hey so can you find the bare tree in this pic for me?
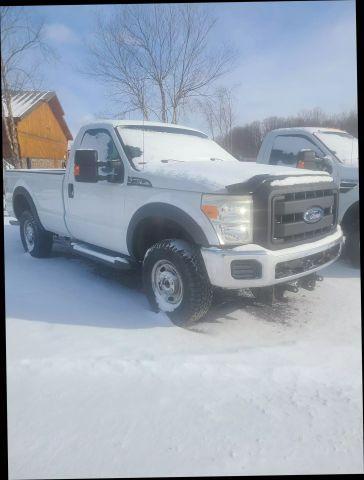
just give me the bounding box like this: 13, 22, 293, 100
84, 4, 236, 123
1, 6, 52, 167
224, 107, 358, 161
196, 86, 236, 152
197, 96, 218, 140
228, 121, 262, 160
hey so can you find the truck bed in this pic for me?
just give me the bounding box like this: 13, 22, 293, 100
6, 168, 65, 173
5, 168, 68, 236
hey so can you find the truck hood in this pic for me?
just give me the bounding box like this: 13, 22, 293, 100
133, 161, 332, 193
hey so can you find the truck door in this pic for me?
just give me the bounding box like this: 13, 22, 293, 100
64, 127, 127, 253
267, 135, 326, 168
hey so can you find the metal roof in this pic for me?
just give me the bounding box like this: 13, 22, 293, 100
2, 90, 73, 140
2, 91, 56, 118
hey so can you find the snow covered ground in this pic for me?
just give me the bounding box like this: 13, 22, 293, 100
4, 216, 363, 478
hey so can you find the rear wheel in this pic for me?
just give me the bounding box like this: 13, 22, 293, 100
142, 239, 213, 326
20, 210, 53, 258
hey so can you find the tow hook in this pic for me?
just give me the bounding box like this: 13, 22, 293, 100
252, 273, 324, 305
277, 273, 322, 298
298, 273, 323, 291
284, 282, 299, 293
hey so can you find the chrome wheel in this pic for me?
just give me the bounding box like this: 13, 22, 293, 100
23, 219, 35, 251
151, 259, 183, 309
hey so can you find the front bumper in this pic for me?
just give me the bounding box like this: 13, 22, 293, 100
201, 226, 343, 289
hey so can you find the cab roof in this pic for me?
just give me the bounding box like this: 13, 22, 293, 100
82, 119, 208, 137
271, 126, 348, 134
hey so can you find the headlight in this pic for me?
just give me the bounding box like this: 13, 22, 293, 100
201, 194, 253, 245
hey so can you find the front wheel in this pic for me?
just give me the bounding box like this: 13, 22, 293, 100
142, 239, 213, 326
20, 210, 53, 258
345, 229, 360, 268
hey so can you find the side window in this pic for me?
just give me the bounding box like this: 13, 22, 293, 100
269, 135, 324, 166
80, 129, 124, 181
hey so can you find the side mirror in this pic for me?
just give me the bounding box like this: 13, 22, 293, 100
74, 150, 98, 183
297, 149, 332, 173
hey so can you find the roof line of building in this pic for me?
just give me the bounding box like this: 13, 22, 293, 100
2, 90, 72, 140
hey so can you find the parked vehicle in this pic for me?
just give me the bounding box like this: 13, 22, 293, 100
256, 127, 359, 267
5, 120, 343, 325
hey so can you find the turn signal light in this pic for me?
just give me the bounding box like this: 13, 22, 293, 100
201, 204, 218, 220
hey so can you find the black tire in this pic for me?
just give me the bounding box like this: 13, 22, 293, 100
142, 239, 213, 326
19, 210, 53, 258
346, 229, 360, 268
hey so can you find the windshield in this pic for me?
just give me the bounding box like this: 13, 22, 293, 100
314, 131, 358, 166
116, 125, 237, 170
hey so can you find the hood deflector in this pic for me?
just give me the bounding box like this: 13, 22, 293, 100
226, 174, 333, 194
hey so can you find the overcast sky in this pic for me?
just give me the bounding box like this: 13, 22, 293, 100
26, 1, 357, 137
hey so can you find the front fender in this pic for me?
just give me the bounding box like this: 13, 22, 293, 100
339, 185, 359, 223
126, 202, 211, 255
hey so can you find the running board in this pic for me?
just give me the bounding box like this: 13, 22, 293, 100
70, 242, 133, 270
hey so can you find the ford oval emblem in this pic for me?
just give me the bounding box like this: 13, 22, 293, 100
303, 206, 324, 224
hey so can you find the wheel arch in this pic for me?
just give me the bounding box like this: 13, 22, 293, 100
341, 200, 360, 234
127, 202, 210, 261
13, 186, 46, 231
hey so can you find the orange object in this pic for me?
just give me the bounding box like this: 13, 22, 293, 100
201, 204, 218, 219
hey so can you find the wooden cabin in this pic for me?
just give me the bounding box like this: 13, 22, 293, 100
2, 91, 73, 168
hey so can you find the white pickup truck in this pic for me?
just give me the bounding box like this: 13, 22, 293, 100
5, 120, 343, 325
256, 127, 359, 266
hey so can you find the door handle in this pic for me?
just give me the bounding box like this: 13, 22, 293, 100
68, 183, 74, 198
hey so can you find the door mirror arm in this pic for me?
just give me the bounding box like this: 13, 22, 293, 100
318, 155, 333, 174
103, 160, 124, 183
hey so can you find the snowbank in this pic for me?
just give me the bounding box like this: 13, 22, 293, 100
4, 219, 363, 477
